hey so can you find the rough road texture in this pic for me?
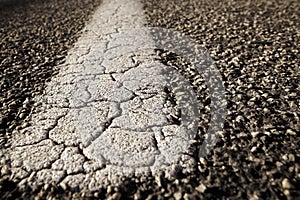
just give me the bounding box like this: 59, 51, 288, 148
0, 0, 101, 146
6, 0, 197, 186
0, 0, 299, 199
143, 0, 300, 199
1, 0, 201, 199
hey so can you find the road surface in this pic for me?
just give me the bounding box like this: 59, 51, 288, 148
0, 0, 299, 199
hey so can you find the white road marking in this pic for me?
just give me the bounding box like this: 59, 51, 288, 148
5, 0, 202, 189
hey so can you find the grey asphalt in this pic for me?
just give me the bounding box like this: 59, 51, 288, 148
0, 0, 299, 199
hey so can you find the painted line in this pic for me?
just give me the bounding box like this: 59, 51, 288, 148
4, 0, 203, 189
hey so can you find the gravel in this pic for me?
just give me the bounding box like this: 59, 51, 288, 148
142, 0, 300, 199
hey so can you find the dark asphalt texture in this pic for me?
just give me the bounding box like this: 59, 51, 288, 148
0, 0, 299, 199
143, 0, 300, 199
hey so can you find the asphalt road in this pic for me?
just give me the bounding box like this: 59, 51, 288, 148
0, 0, 299, 199
143, 0, 300, 199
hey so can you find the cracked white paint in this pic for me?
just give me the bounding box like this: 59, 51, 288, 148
5, 0, 200, 190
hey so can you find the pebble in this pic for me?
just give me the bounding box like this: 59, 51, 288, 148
9, 101, 17, 108
250, 146, 257, 152
251, 132, 260, 137
108, 192, 121, 200
286, 129, 296, 136
93, 192, 100, 198
288, 154, 295, 162
23, 98, 30, 105
282, 178, 293, 189
1, 165, 10, 175
27, 172, 36, 182
107, 185, 113, 194
59, 182, 68, 191
21, 122, 29, 129
174, 191, 182, 200
282, 154, 295, 162
196, 183, 206, 193
183, 193, 193, 200
134, 192, 141, 200
263, 108, 270, 113
155, 175, 162, 187
19, 112, 26, 119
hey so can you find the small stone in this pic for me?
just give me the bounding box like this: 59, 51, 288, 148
267, 98, 274, 103
145, 194, 154, 200
174, 192, 182, 200
251, 132, 260, 137
196, 183, 206, 193
283, 190, 290, 198
199, 157, 207, 165
264, 131, 271, 136
43, 184, 50, 191
1, 165, 9, 175
282, 154, 288, 161
236, 115, 244, 123
19, 112, 26, 119
250, 146, 257, 152
276, 161, 283, 168
21, 122, 29, 129
27, 172, 36, 182
286, 129, 296, 136
183, 193, 192, 200
23, 98, 30, 105
9, 101, 17, 108
288, 154, 295, 162
134, 192, 142, 200
282, 178, 293, 189
94, 192, 100, 198
249, 192, 260, 200
261, 93, 268, 98
155, 175, 162, 187
59, 182, 68, 191
263, 108, 270, 113
107, 185, 113, 194
108, 192, 121, 200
